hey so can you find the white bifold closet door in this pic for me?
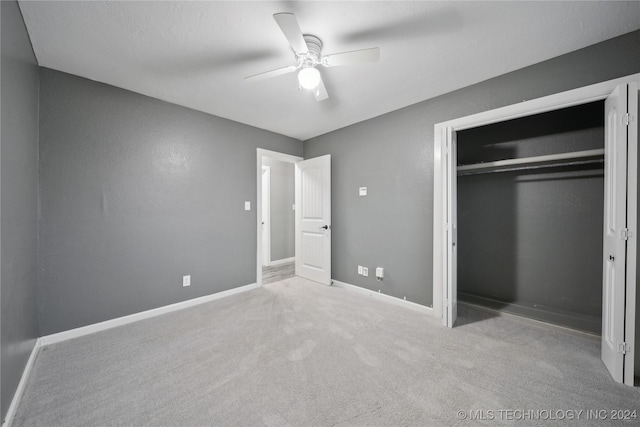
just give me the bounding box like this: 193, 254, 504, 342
446, 129, 458, 327
295, 155, 331, 285
601, 83, 635, 384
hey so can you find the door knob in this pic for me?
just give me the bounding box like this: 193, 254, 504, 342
609, 255, 615, 261
320, 225, 329, 230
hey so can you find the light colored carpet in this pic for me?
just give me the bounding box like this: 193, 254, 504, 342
14, 277, 640, 426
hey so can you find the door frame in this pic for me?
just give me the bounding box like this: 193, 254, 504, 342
261, 165, 271, 266
433, 73, 639, 385
257, 149, 303, 287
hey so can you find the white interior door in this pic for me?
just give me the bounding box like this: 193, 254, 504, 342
601, 83, 630, 383
295, 155, 331, 285
261, 166, 271, 266
445, 128, 458, 327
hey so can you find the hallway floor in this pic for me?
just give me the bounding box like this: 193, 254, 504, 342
262, 260, 294, 284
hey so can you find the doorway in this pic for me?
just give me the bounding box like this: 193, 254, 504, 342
256, 149, 333, 287
256, 149, 303, 286
433, 74, 639, 385
261, 159, 295, 284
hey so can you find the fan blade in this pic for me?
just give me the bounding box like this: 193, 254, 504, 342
273, 13, 308, 54
321, 47, 380, 67
314, 75, 329, 102
245, 65, 297, 82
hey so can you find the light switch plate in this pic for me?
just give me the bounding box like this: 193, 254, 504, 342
245, 201, 251, 211
359, 187, 367, 196
183, 275, 191, 287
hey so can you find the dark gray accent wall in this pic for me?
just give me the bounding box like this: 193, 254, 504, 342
262, 158, 294, 261
1, 0, 39, 420
38, 68, 301, 335
304, 30, 640, 308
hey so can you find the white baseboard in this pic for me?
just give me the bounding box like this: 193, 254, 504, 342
2, 338, 41, 427
332, 280, 435, 316
40, 282, 259, 346
267, 257, 294, 267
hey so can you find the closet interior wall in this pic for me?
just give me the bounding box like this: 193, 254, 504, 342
456, 101, 605, 334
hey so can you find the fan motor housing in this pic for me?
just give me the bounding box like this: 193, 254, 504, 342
303, 35, 322, 61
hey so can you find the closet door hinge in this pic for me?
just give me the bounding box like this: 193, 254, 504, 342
621, 228, 632, 240
622, 113, 633, 126
443, 299, 449, 308
618, 342, 631, 355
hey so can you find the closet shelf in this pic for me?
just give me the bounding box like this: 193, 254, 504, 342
457, 148, 604, 176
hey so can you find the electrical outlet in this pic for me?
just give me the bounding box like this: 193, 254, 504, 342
244, 201, 251, 211
362, 267, 368, 277
183, 275, 191, 287
358, 265, 363, 275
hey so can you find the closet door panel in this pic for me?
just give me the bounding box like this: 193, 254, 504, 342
446, 129, 458, 327
601, 83, 628, 383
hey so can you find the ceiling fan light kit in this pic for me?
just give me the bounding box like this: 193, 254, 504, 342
298, 67, 321, 90
245, 13, 380, 102
297, 34, 323, 90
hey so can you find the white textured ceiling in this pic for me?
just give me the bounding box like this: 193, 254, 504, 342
19, 1, 640, 140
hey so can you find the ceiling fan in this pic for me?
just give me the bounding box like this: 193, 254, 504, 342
245, 13, 380, 102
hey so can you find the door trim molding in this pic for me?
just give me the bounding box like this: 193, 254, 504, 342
257, 149, 303, 286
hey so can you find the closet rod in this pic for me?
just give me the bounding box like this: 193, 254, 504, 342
457, 148, 604, 176
457, 158, 604, 176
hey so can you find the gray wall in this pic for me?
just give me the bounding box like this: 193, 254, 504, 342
38, 69, 302, 335
1, 0, 40, 420
457, 102, 604, 333
263, 158, 294, 262
304, 30, 640, 309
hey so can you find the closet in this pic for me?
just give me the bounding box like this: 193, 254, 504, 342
433, 76, 638, 385
456, 102, 604, 334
